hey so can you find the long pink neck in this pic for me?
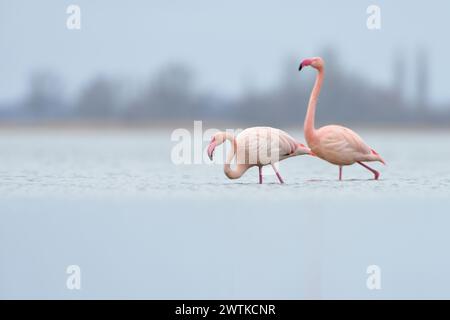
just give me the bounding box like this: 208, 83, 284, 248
224, 163, 248, 179
304, 67, 324, 144
221, 132, 248, 179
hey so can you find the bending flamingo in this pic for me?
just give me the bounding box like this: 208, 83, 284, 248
299, 57, 385, 180
207, 127, 312, 184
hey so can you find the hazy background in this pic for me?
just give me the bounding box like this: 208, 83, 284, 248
1, 0, 450, 126
1, 1, 450, 300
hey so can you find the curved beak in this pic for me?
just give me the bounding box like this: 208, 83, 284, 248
299, 59, 312, 71
207, 139, 217, 161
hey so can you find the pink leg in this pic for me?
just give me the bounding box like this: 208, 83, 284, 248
339, 166, 343, 181
357, 161, 380, 180
258, 166, 263, 184
271, 164, 284, 184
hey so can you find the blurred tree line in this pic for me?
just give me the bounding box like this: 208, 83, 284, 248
3, 49, 449, 126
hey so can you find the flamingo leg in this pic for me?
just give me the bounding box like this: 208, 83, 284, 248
339, 166, 343, 181
357, 161, 380, 180
271, 164, 285, 184
258, 166, 263, 184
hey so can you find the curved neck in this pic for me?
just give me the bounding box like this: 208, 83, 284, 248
224, 164, 247, 180
304, 67, 324, 142
222, 132, 247, 179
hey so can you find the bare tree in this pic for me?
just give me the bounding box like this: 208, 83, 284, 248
24, 71, 65, 116
76, 76, 121, 118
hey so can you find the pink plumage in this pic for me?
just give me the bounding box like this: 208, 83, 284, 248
300, 57, 385, 180
207, 127, 311, 184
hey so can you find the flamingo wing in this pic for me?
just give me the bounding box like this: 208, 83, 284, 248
316, 125, 372, 164
236, 127, 298, 165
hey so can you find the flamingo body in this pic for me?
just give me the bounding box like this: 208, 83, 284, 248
236, 127, 304, 165
308, 125, 383, 166
299, 57, 385, 180
207, 127, 311, 183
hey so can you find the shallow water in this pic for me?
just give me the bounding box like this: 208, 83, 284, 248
0, 129, 449, 299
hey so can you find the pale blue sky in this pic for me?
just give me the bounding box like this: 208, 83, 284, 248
1, 0, 449, 105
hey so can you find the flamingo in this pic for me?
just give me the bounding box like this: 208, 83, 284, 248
207, 127, 312, 184
299, 57, 385, 180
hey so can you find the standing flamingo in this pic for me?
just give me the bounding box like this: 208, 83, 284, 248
299, 57, 385, 180
207, 127, 312, 184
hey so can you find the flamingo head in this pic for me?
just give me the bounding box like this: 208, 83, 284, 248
299, 57, 324, 71
207, 133, 226, 161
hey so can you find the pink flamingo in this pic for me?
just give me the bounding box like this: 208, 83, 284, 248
299, 57, 385, 180
207, 127, 312, 184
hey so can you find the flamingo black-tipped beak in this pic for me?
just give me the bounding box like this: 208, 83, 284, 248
207, 140, 216, 161
299, 59, 313, 71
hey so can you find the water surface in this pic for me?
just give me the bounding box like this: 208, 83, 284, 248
0, 129, 449, 299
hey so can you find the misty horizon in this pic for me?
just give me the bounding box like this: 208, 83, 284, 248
2, 0, 450, 107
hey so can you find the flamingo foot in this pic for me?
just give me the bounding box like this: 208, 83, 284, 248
357, 161, 380, 180
258, 166, 263, 184
374, 170, 380, 180
339, 166, 343, 181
